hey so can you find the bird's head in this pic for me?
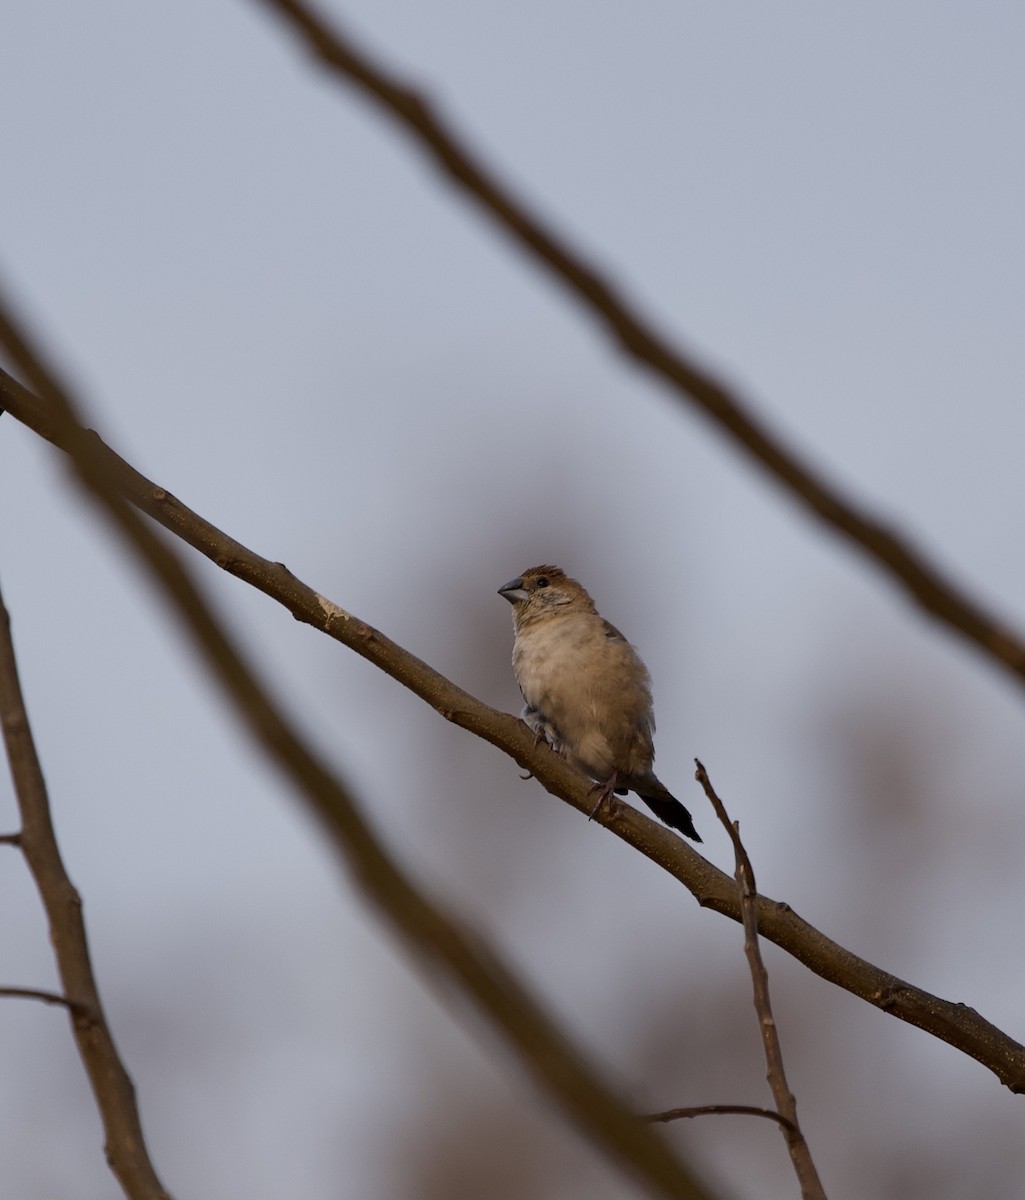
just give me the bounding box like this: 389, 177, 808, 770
497, 564, 596, 630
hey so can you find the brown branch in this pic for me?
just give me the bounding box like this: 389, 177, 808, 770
645, 1105, 797, 1136
242, 0, 1025, 692
0, 584, 174, 1200
0, 296, 714, 1200
2, 363, 1023, 1095
698, 761, 827, 1200
0, 985, 92, 1016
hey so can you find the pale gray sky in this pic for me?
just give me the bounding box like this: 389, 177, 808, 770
1, 4, 1023, 1198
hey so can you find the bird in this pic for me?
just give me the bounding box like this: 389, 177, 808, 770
498, 564, 701, 842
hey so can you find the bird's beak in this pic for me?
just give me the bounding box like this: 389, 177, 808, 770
498, 577, 528, 603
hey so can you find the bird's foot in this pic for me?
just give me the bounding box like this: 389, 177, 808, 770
587, 774, 620, 822
520, 723, 553, 780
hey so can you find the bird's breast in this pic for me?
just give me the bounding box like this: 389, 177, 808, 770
511, 614, 655, 778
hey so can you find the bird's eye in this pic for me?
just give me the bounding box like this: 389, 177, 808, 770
536, 577, 549, 588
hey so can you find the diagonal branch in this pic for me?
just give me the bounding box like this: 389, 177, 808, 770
0, 582, 174, 1200
247, 0, 1025, 691
0, 295, 714, 1200
2, 363, 1023, 1095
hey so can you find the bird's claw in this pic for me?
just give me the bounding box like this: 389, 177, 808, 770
587, 775, 619, 822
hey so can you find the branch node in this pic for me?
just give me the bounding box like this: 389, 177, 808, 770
874, 986, 901, 1011
314, 592, 351, 629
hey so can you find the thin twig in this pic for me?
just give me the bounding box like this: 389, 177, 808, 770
0, 288, 714, 1200
644, 1105, 797, 1136
0, 831, 21, 845
2, 364, 1023, 1094
697, 760, 827, 1200
0, 583, 174, 1200
248, 0, 1025, 691
0, 985, 92, 1016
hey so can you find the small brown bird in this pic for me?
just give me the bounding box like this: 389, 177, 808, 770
498, 564, 701, 842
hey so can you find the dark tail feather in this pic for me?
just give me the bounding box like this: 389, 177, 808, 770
638, 791, 702, 843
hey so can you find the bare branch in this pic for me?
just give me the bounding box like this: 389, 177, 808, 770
2, 364, 1023, 1094
645, 1106, 797, 1136
698, 761, 827, 1200
244, 0, 1025, 692
0, 583, 174, 1200
0, 986, 92, 1017
0, 292, 715, 1200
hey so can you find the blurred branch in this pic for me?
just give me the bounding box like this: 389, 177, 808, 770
645, 1105, 797, 1136
2, 364, 1023, 1096
0, 299, 714, 1200
0, 580, 174, 1200
248, 0, 1025, 693
697, 761, 827, 1200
